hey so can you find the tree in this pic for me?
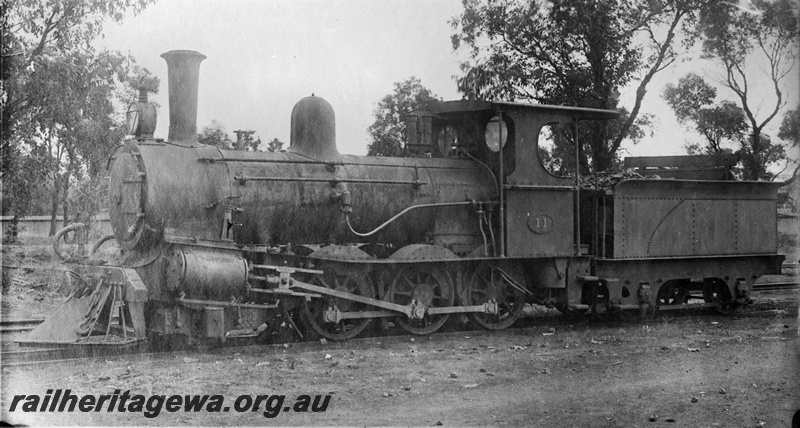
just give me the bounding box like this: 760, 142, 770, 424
233, 130, 262, 151
20, 49, 138, 235
1, 153, 48, 243
267, 138, 284, 152
2, 0, 155, 179
1, 0, 156, 238
198, 121, 234, 149
367, 77, 441, 157
199, 122, 270, 152
662, 73, 717, 122
663, 73, 747, 154
778, 109, 799, 147
698, 0, 799, 180
450, 0, 710, 172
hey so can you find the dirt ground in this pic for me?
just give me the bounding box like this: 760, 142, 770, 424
1, 245, 799, 427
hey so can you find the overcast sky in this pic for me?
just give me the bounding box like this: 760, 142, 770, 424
97, 0, 799, 166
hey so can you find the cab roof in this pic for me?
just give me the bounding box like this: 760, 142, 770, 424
431, 100, 620, 121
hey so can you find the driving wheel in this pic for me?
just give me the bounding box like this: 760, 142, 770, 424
385, 265, 454, 335
465, 263, 527, 330
301, 270, 375, 340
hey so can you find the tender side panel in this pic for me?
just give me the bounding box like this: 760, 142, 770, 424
612, 180, 780, 258
736, 200, 779, 254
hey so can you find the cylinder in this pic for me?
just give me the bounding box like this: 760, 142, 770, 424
161, 50, 206, 143
164, 246, 248, 298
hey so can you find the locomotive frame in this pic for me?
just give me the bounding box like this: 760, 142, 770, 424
22, 50, 784, 346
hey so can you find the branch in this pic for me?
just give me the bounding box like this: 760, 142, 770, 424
28, 8, 60, 60
771, 158, 795, 181
524, 35, 571, 91
500, 32, 536, 58
757, 65, 785, 131
724, 58, 759, 130
655, 56, 677, 73
608, 7, 685, 158
620, 4, 663, 39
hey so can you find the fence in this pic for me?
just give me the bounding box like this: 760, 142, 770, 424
1, 214, 113, 245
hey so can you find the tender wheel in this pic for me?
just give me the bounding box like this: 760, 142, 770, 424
656, 281, 690, 306
581, 281, 609, 313
702, 279, 736, 315
386, 265, 454, 335
300, 270, 375, 341
465, 263, 527, 330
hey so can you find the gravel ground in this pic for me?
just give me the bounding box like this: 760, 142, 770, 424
1, 300, 797, 427
2, 245, 799, 427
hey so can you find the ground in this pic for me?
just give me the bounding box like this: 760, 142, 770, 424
1, 244, 799, 427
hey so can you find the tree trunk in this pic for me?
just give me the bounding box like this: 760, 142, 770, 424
742, 128, 766, 181
5, 215, 20, 244
48, 175, 61, 236
62, 179, 69, 228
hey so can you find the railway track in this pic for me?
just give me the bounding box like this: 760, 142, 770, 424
2, 289, 796, 367
0, 319, 45, 334
751, 281, 800, 292
1, 341, 147, 366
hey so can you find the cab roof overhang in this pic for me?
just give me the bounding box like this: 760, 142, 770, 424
431, 100, 620, 122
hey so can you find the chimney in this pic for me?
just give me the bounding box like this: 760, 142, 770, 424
161, 50, 207, 143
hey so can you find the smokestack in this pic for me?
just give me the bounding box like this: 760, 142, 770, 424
161, 50, 206, 143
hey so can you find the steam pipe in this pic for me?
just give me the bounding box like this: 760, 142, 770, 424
344, 201, 496, 238
53, 223, 86, 261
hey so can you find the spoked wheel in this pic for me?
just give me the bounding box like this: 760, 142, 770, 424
386, 265, 454, 335
702, 279, 736, 315
465, 263, 527, 330
300, 270, 375, 341
656, 281, 690, 307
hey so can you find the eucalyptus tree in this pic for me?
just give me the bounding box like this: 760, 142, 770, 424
1, 0, 156, 238
450, 0, 711, 172
663, 73, 748, 154
367, 77, 441, 157
698, 0, 799, 180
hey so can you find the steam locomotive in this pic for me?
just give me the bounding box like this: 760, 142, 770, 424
24, 50, 784, 346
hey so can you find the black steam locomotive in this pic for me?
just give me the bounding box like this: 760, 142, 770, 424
24, 50, 784, 346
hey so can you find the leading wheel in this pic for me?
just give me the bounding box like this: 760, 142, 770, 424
465, 263, 527, 330
385, 265, 454, 335
702, 279, 736, 316
300, 270, 375, 341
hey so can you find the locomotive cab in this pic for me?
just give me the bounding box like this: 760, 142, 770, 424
406, 101, 619, 258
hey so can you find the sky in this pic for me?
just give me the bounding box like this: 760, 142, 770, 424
96, 0, 799, 170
